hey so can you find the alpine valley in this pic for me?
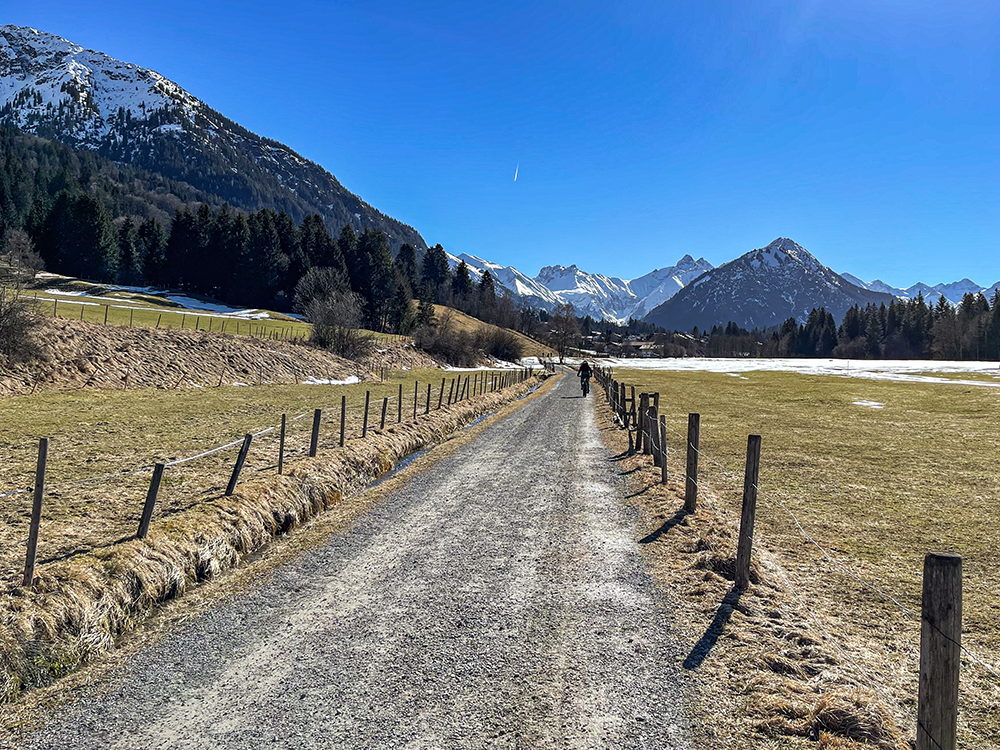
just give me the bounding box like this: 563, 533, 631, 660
2, 25, 996, 332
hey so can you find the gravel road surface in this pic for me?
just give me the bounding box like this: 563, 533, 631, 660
21, 374, 693, 749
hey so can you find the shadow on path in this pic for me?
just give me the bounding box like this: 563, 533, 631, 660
683, 587, 743, 670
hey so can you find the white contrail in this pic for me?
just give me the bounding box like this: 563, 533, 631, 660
514, 163, 518, 182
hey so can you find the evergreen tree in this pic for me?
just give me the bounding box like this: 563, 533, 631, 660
478, 269, 497, 320
452, 260, 473, 302
421, 244, 451, 303
37, 192, 118, 282
415, 290, 437, 329
137, 218, 167, 286
116, 218, 140, 285
396, 243, 419, 291
354, 228, 396, 330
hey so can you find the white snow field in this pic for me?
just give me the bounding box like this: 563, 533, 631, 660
606, 358, 1000, 388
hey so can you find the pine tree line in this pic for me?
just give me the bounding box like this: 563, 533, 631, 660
705, 292, 1000, 360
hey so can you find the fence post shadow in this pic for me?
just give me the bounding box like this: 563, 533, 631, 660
639, 507, 690, 544
683, 586, 743, 671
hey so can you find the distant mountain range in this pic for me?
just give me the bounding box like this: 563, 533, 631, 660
0, 25, 425, 250
446, 252, 714, 322
838, 274, 1000, 307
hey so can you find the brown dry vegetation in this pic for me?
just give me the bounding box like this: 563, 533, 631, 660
0, 316, 433, 398
423, 303, 554, 359
596, 369, 1000, 749
0, 370, 544, 705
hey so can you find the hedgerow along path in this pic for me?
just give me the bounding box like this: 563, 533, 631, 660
18, 371, 693, 750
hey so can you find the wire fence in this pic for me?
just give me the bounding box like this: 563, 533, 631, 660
3, 368, 533, 588
594, 365, 999, 748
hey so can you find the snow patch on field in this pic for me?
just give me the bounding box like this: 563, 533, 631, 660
607, 358, 1000, 388
301, 376, 361, 386
852, 399, 884, 409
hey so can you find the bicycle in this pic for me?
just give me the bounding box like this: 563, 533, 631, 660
581, 376, 590, 397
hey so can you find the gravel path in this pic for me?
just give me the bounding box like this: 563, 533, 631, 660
21, 374, 693, 749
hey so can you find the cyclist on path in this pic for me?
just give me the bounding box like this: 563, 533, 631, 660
578, 360, 592, 396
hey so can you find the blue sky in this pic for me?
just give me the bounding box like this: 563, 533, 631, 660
13, 1, 1000, 286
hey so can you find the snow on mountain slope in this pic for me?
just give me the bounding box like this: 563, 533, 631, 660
624, 255, 714, 320
843, 273, 997, 306
0, 25, 425, 249
645, 238, 894, 332
442, 251, 714, 322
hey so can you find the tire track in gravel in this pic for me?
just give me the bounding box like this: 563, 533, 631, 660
19, 374, 693, 750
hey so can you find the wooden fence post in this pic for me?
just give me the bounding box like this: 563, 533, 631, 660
438, 378, 445, 409
638, 394, 649, 454
685, 413, 700, 512
425, 383, 431, 414
659, 416, 668, 484
735, 434, 762, 590
340, 396, 347, 447
103, 305, 109, 325
650, 405, 661, 467
413, 381, 418, 420
225, 434, 253, 496
380, 397, 388, 430
398, 383, 403, 423
309, 409, 322, 457
22, 438, 48, 587
917, 552, 962, 750
136, 463, 165, 539
278, 414, 286, 475
448, 378, 455, 405
362, 391, 371, 438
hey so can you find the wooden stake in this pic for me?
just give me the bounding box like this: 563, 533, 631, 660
917, 552, 962, 750
438, 377, 445, 409
735, 434, 762, 590
425, 383, 431, 414
225, 434, 253, 496
362, 391, 371, 437
340, 396, 347, 447
398, 383, 403, 423
22, 438, 48, 587
659, 415, 668, 484
137, 463, 165, 539
685, 413, 700, 512
309, 409, 322, 457
278, 414, 286, 475
380, 397, 388, 430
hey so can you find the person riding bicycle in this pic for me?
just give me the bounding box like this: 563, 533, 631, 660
578, 360, 592, 396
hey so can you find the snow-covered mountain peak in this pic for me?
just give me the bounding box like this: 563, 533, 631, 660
747, 237, 823, 272
0, 24, 427, 248
0, 24, 202, 142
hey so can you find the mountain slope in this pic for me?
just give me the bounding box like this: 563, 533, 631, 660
645, 238, 894, 332
0, 25, 425, 249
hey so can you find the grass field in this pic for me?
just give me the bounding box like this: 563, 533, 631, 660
19, 276, 408, 345
0, 367, 506, 589
609, 366, 1000, 747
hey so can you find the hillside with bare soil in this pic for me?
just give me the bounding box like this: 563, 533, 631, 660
0, 317, 435, 398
